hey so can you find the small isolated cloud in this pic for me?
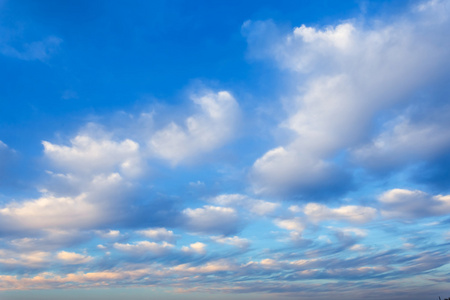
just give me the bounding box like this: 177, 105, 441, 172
211, 235, 250, 249
150, 90, 240, 165
114, 241, 174, 256
138, 227, 177, 243
211, 194, 279, 216
379, 188, 450, 219
182, 205, 239, 235
304, 203, 377, 224
181, 242, 207, 255
275, 217, 305, 233
56, 251, 93, 265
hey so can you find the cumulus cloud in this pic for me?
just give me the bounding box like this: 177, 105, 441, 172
0, 172, 135, 234
244, 0, 450, 197
150, 91, 240, 165
43, 134, 143, 178
379, 188, 450, 219
182, 205, 239, 235
303, 203, 377, 224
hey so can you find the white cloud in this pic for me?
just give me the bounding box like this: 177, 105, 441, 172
353, 111, 450, 170
0, 250, 50, 268
56, 251, 93, 265
150, 91, 240, 165
275, 217, 305, 233
114, 241, 174, 256
379, 188, 450, 219
138, 228, 177, 243
211, 235, 250, 249
303, 203, 377, 224
0, 172, 133, 233
211, 194, 279, 216
182, 205, 239, 235
43, 134, 143, 178
245, 1, 450, 196
181, 242, 207, 255
0, 193, 98, 231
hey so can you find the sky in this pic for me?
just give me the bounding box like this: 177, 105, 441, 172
0, 0, 450, 299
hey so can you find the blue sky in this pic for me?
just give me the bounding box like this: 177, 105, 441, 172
1, 0, 450, 299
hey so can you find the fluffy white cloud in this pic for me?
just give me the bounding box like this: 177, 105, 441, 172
150, 91, 240, 165
379, 188, 450, 219
303, 203, 377, 224
0, 193, 98, 231
182, 205, 239, 235
245, 0, 450, 196
56, 251, 93, 264
211, 194, 279, 216
43, 134, 143, 178
0, 172, 132, 233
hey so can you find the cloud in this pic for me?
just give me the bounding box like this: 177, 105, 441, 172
182, 205, 239, 235
275, 218, 306, 234
211, 235, 250, 249
0, 193, 98, 232
0, 141, 17, 186
137, 227, 177, 243
244, 0, 450, 197
211, 194, 279, 216
353, 105, 450, 171
181, 242, 207, 255
43, 134, 143, 178
0, 172, 139, 234
150, 91, 240, 165
56, 251, 93, 265
0, 250, 51, 269
303, 203, 377, 224
379, 188, 450, 219
114, 241, 174, 256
